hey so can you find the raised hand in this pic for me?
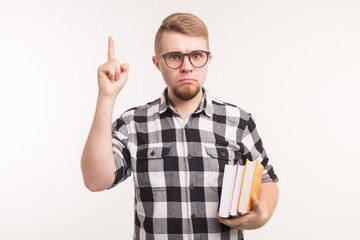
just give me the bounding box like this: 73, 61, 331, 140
97, 36, 129, 97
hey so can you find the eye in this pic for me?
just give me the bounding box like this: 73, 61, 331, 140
167, 52, 182, 60
191, 51, 204, 59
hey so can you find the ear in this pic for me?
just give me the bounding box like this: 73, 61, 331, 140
208, 53, 212, 64
152, 56, 161, 71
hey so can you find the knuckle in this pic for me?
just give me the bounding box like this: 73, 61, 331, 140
98, 63, 105, 70
109, 61, 117, 69
103, 62, 115, 73
98, 65, 106, 74
100, 62, 109, 69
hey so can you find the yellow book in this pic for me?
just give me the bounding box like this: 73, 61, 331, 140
237, 159, 264, 214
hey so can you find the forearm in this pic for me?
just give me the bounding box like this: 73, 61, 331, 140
258, 181, 279, 223
81, 95, 117, 191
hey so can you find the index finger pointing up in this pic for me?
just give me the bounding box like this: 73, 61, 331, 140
108, 36, 115, 60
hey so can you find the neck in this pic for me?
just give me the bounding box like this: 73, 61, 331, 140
167, 89, 204, 120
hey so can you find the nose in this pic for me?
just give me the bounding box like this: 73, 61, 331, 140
180, 55, 193, 72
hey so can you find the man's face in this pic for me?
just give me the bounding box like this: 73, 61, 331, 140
153, 32, 211, 102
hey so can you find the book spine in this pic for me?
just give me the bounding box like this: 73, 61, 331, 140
219, 165, 235, 218
237, 159, 250, 214
229, 163, 240, 216
230, 164, 245, 216
246, 160, 264, 212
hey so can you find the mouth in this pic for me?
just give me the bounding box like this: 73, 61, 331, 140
179, 78, 196, 84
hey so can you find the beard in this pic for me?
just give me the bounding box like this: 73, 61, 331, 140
171, 84, 201, 101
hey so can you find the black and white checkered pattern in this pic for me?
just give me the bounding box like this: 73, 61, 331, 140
110, 88, 278, 240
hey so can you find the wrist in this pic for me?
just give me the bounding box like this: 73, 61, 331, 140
97, 93, 116, 104
96, 94, 116, 114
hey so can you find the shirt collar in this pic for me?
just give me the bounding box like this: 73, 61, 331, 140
159, 87, 213, 118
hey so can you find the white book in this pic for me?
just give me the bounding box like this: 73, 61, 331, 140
229, 164, 245, 216
219, 165, 236, 218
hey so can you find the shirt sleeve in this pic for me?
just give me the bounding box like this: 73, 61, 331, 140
239, 113, 279, 183
108, 114, 132, 189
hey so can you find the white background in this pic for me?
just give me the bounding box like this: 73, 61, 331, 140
1, 0, 359, 239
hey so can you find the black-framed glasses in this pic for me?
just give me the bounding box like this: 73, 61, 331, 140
160, 50, 211, 69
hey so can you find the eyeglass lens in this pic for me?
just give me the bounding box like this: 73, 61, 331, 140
165, 51, 209, 69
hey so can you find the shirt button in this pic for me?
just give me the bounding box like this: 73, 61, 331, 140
187, 154, 192, 159
220, 151, 226, 157
191, 214, 196, 218
189, 184, 194, 190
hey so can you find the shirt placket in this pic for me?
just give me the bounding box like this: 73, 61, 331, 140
172, 114, 194, 240
184, 116, 201, 240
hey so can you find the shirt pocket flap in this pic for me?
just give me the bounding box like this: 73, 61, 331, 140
205, 146, 238, 161
137, 146, 171, 160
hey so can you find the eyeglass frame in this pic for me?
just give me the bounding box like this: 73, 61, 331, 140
158, 50, 211, 69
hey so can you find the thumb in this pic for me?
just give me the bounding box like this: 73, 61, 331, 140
251, 194, 260, 212
120, 63, 129, 72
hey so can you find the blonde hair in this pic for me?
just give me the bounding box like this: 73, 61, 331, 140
154, 13, 209, 55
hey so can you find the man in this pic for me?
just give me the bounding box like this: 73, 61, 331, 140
81, 13, 279, 240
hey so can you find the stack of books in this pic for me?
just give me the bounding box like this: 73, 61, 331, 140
218, 159, 264, 218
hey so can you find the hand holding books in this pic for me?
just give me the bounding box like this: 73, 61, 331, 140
217, 158, 270, 230
218, 159, 264, 218
217, 194, 269, 230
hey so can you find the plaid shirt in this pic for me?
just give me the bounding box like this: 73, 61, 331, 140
110, 88, 278, 240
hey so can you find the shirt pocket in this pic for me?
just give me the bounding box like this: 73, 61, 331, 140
135, 145, 172, 191
205, 146, 238, 190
